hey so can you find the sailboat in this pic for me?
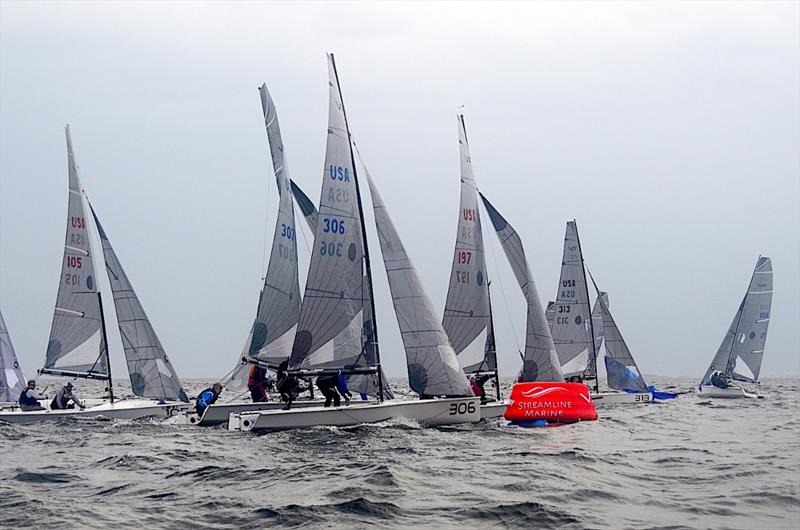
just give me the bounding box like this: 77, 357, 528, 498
479, 195, 597, 425
0, 309, 26, 406
545, 221, 652, 405
697, 256, 772, 399
441, 114, 505, 419
229, 54, 479, 432
0, 126, 190, 424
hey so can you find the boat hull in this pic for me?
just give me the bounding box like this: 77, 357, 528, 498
176, 399, 376, 427
0, 399, 188, 424
229, 397, 481, 432
696, 385, 760, 399
479, 401, 508, 419
590, 391, 652, 406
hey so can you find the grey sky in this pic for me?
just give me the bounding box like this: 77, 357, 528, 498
1, 1, 798, 381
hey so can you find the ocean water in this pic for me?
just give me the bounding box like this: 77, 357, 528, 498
1, 377, 798, 529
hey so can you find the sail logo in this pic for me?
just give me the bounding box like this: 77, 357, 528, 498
329, 165, 350, 182
569, 245, 577, 251
520, 386, 568, 399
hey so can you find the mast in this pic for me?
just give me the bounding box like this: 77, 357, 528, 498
574, 220, 599, 393
329, 53, 384, 402
96, 292, 114, 403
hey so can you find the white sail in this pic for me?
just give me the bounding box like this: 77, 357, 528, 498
0, 309, 26, 402
590, 291, 608, 376
43, 125, 108, 378
589, 278, 648, 393
442, 115, 494, 373
289, 55, 379, 392
550, 221, 595, 378
367, 171, 472, 397
90, 207, 188, 402
479, 193, 563, 382
701, 256, 773, 385
240, 83, 302, 366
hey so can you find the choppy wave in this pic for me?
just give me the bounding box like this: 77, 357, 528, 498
1, 377, 798, 529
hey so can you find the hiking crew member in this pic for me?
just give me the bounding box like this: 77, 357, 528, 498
276, 360, 300, 410
316, 374, 341, 408
51, 382, 84, 410
248, 364, 270, 403
18, 380, 47, 411
195, 382, 223, 415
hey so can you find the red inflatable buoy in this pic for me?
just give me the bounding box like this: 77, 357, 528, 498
504, 382, 598, 425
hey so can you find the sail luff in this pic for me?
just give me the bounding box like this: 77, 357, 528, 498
478, 193, 563, 382
442, 114, 493, 373
0, 309, 26, 402
42, 125, 108, 378
90, 206, 189, 402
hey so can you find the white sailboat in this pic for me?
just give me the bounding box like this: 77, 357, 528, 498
0, 126, 190, 424
0, 309, 26, 407
230, 54, 478, 431
697, 256, 772, 399
441, 115, 506, 419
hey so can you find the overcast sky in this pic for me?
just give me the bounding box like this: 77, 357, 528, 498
1, 1, 798, 382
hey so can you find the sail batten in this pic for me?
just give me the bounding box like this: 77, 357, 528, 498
43, 125, 108, 378
90, 207, 188, 403
479, 193, 563, 382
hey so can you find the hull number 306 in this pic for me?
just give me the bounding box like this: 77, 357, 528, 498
449, 402, 477, 415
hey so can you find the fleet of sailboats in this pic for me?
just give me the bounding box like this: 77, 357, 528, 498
0, 55, 780, 428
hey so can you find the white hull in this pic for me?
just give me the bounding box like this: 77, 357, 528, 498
175, 399, 376, 427
479, 400, 508, 419
0, 399, 188, 424
696, 385, 760, 399
229, 397, 481, 432
590, 391, 652, 406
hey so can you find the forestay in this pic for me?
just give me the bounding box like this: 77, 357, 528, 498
0, 309, 26, 402
43, 125, 108, 378
289, 55, 377, 385
550, 221, 595, 378
91, 208, 189, 402
478, 193, 563, 382
367, 172, 472, 397
590, 280, 648, 393
701, 256, 773, 385
442, 115, 494, 373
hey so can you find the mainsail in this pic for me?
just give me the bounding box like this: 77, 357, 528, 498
239, 83, 302, 366
42, 125, 108, 379
549, 221, 596, 378
90, 207, 189, 403
589, 278, 648, 393
288, 54, 381, 396
366, 171, 472, 397
478, 193, 563, 382
701, 256, 773, 385
442, 115, 495, 373
0, 309, 26, 402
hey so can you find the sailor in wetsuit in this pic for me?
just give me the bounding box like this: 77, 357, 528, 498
18, 380, 47, 411
51, 382, 84, 410
276, 361, 300, 410
195, 382, 223, 415
316, 374, 341, 408
248, 364, 271, 403
710, 371, 730, 389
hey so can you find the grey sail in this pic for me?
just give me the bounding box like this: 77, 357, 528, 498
0, 309, 26, 402
43, 125, 108, 378
479, 193, 563, 382
90, 207, 188, 402
590, 278, 648, 393
367, 171, 472, 397
289, 55, 380, 396
442, 115, 494, 373
550, 221, 595, 378
290, 178, 393, 399
701, 256, 773, 385
590, 292, 608, 375
240, 83, 302, 366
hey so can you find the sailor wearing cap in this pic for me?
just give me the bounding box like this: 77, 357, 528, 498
51, 382, 84, 410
